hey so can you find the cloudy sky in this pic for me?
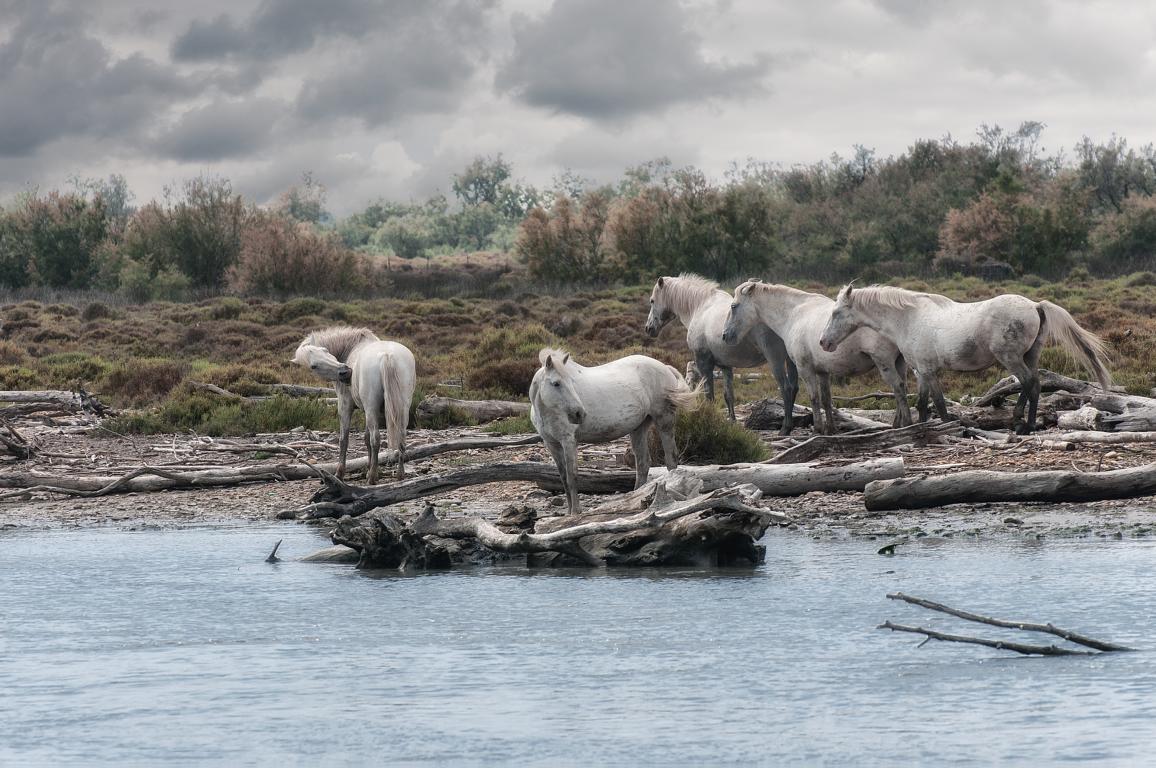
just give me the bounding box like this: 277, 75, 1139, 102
1, 0, 1154, 215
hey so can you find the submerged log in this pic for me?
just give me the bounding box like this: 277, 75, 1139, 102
417, 396, 530, 423
864, 462, 1156, 511
324, 476, 786, 569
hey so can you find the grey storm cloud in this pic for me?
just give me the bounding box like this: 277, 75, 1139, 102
498, 0, 772, 120
170, 0, 414, 62
154, 99, 279, 161
294, 1, 492, 126
0, 3, 195, 156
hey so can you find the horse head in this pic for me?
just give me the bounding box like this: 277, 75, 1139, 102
645, 276, 677, 337
533, 351, 585, 426
292, 343, 353, 384
819, 282, 860, 352
721, 278, 762, 345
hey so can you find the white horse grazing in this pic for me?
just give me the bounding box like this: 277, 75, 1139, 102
646, 274, 799, 432
292, 327, 416, 484
722, 280, 911, 434
819, 284, 1112, 433
530, 348, 698, 514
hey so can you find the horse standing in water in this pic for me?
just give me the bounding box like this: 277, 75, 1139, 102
819, 284, 1112, 433
293, 327, 416, 484
530, 348, 698, 515
722, 280, 911, 434
646, 274, 799, 432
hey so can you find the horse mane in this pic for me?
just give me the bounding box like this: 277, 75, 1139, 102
745, 282, 814, 301
538, 347, 572, 368
850, 285, 953, 311
301, 326, 379, 361
660, 273, 723, 316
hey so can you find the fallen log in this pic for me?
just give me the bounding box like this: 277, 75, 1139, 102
324, 476, 784, 569
0, 434, 543, 498
973, 370, 1119, 407
0, 418, 33, 459
264, 383, 334, 397
0, 388, 110, 416
864, 462, 1156, 511
1047, 430, 1156, 445
744, 398, 887, 432
417, 396, 530, 423
1090, 393, 1156, 432
768, 422, 961, 464
649, 457, 905, 495
1056, 405, 1106, 431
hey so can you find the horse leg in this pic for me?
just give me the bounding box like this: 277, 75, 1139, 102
543, 436, 570, 503
721, 367, 736, 421
336, 392, 353, 479
695, 352, 715, 402
819, 373, 837, 434
876, 354, 911, 427
802, 369, 828, 434
652, 409, 679, 470
915, 370, 932, 423
779, 357, 800, 436
629, 420, 653, 489
561, 437, 581, 514
1021, 325, 1047, 433
364, 409, 381, 485
931, 378, 953, 421
1004, 359, 1040, 434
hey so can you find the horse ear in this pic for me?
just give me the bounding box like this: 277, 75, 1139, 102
842, 282, 854, 299
739, 282, 754, 296
656, 277, 665, 288
562, 353, 570, 366
747, 277, 762, 284
545, 355, 555, 370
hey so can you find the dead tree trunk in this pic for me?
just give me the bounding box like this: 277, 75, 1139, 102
1056, 405, 1105, 431
649, 457, 905, 494
864, 462, 1156, 511
973, 370, 1118, 407
417, 396, 529, 423
324, 477, 785, 569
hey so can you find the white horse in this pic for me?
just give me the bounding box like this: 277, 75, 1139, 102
292, 327, 416, 484
819, 284, 1112, 433
646, 274, 799, 432
529, 348, 698, 514
722, 280, 911, 434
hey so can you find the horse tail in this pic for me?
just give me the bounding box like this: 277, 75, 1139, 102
1038, 301, 1113, 389
664, 364, 702, 411
380, 352, 410, 458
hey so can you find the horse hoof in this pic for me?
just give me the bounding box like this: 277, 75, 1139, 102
1014, 423, 1031, 435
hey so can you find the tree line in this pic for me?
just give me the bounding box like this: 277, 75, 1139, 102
2, 123, 1155, 300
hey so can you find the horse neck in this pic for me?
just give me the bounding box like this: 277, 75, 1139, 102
666, 281, 722, 325
852, 294, 923, 341
752, 288, 821, 334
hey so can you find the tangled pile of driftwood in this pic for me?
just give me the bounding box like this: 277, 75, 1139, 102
4, 371, 1156, 569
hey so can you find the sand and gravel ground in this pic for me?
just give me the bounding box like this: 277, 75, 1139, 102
5, 416, 1156, 544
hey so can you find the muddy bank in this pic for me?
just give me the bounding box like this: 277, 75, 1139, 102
4, 422, 1156, 540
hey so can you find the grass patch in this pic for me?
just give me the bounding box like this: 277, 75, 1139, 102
482, 413, 535, 435
103, 393, 339, 436
652, 400, 769, 464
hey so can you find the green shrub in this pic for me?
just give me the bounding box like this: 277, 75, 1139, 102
650, 400, 769, 464
82, 302, 115, 321
101, 359, 189, 406
39, 352, 111, 386
210, 297, 248, 320
103, 393, 339, 435
269, 297, 328, 323
417, 404, 477, 430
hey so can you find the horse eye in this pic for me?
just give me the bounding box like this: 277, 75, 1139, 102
310, 364, 318, 369
552, 381, 560, 387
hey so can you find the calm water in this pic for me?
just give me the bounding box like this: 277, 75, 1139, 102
2, 524, 1155, 766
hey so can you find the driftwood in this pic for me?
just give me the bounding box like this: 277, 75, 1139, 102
973, 370, 1116, 407
1056, 405, 1105, 431
864, 462, 1156, 511
0, 418, 33, 459
0, 434, 543, 498
769, 422, 961, 464
187, 380, 338, 404
744, 399, 813, 430
417, 396, 529, 423
282, 456, 907, 521
1088, 392, 1156, 432
0, 388, 110, 417
879, 592, 1133, 656
650, 457, 905, 495
323, 475, 786, 569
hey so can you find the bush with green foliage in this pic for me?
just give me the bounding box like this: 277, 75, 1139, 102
650, 400, 769, 464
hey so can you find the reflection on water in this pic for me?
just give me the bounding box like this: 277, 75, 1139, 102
2, 524, 1156, 765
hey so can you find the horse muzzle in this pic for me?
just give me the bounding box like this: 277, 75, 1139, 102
644, 323, 658, 338
819, 338, 836, 353
569, 409, 586, 425
721, 328, 736, 345
338, 367, 353, 384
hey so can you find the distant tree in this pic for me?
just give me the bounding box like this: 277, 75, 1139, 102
275, 172, 330, 225
164, 176, 248, 288
453, 155, 513, 208
3, 192, 109, 288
